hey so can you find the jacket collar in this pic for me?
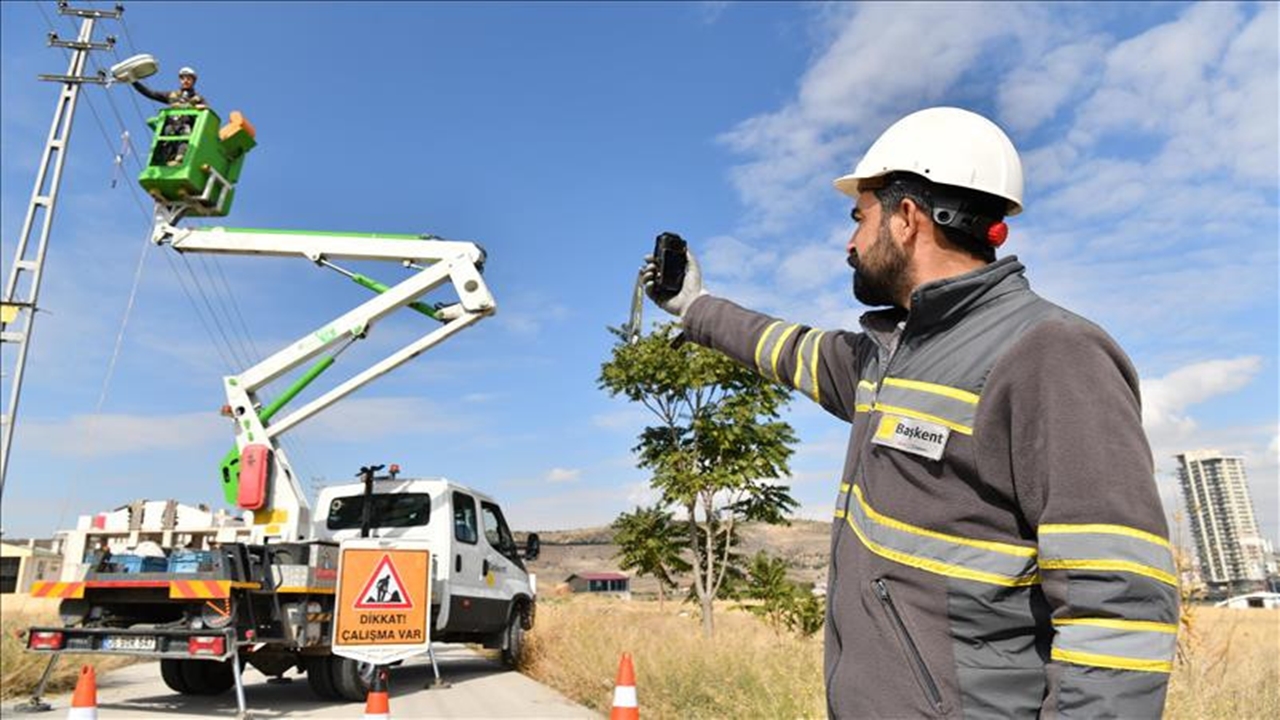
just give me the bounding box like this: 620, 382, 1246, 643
860, 256, 1028, 340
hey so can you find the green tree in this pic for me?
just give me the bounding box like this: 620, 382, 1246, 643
600, 323, 798, 637
739, 551, 795, 633
739, 551, 826, 638
612, 505, 691, 611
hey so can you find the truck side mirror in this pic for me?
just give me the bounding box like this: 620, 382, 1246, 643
524, 533, 540, 562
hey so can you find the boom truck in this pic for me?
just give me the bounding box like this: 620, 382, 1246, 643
19, 68, 539, 716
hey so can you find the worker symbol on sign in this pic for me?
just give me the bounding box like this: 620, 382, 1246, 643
353, 555, 413, 610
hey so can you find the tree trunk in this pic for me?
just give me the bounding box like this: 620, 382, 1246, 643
657, 581, 665, 612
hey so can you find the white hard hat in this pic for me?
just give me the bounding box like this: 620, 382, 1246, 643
833, 107, 1024, 216
178, 66, 197, 77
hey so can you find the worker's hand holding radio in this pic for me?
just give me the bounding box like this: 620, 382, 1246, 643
642, 232, 706, 318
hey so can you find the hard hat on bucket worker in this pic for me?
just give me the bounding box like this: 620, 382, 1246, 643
179, 66, 197, 78
833, 106, 1024, 216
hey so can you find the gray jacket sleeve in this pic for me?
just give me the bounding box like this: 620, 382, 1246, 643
979, 318, 1177, 719
683, 295, 866, 422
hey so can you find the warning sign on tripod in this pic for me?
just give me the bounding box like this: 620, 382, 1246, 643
333, 539, 432, 664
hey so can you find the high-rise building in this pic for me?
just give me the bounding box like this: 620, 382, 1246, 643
1176, 450, 1269, 591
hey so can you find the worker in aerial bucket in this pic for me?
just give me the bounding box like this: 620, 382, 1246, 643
644, 106, 1177, 718
131, 65, 208, 110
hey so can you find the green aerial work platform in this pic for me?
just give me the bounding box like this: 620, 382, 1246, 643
139, 107, 257, 217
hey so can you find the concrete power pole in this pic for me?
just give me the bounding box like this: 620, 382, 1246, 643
0, 2, 122, 505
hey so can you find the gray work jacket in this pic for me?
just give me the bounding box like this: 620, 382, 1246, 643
684, 257, 1177, 719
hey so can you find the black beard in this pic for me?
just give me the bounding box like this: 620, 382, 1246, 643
848, 231, 909, 308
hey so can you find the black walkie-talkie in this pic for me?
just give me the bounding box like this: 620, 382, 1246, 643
652, 232, 688, 301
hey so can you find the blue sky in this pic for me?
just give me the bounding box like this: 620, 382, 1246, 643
2, 2, 1277, 553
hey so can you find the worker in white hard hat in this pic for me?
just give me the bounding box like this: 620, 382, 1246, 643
131, 65, 208, 110
644, 106, 1175, 718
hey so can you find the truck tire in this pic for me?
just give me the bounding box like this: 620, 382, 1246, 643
179, 658, 236, 695
331, 656, 376, 702
501, 607, 526, 669
160, 659, 192, 694
304, 655, 341, 700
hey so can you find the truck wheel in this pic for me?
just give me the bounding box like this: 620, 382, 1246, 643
501, 609, 525, 668
331, 656, 376, 702
304, 655, 341, 700
160, 659, 192, 694
180, 658, 236, 695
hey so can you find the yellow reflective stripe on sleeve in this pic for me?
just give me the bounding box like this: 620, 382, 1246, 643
858, 380, 877, 392
854, 486, 1035, 557
872, 402, 973, 435
753, 321, 783, 375
882, 377, 980, 405
839, 483, 850, 493
1051, 648, 1173, 674
1039, 558, 1177, 587
854, 404, 873, 413
1053, 618, 1178, 634
834, 508, 847, 519
810, 331, 824, 402
769, 324, 800, 382
1039, 523, 1172, 550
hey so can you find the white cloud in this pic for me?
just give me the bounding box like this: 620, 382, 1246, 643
717, 2, 1039, 233
1141, 356, 1262, 444
545, 467, 581, 483
997, 38, 1109, 134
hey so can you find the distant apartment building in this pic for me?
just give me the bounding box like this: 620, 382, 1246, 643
1176, 450, 1270, 591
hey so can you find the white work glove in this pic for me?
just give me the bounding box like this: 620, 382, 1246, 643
641, 246, 707, 318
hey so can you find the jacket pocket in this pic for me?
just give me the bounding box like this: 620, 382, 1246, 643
874, 578, 946, 714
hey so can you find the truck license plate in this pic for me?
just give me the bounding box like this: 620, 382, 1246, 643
104, 635, 156, 651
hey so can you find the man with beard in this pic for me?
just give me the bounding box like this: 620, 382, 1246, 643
643, 107, 1176, 718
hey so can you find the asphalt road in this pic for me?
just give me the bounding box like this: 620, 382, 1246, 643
3, 645, 599, 719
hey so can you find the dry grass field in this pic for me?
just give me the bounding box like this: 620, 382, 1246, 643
524, 596, 1278, 720
3, 591, 1273, 717
0, 596, 138, 702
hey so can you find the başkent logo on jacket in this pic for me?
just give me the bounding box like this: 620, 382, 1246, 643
872, 414, 950, 461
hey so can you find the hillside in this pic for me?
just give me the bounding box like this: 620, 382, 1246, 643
517, 519, 832, 595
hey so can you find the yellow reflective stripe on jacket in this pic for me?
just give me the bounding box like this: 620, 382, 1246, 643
1053, 618, 1177, 634
1039, 559, 1177, 587
768, 324, 800, 382
792, 330, 824, 403
1039, 524, 1177, 587
854, 380, 876, 414
1051, 648, 1173, 674
1053, 617, 1179, 670
845, 485, 1039, 587
753, 321, 784, 375
1040, 523, 1172, 550
872, 402, 973, 435
875, 376, 980, 435
882, 377, 980, 405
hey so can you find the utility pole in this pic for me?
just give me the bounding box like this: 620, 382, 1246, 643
0, 2, 121, 505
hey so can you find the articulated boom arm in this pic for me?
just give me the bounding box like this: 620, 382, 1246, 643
152, 222, 496, 542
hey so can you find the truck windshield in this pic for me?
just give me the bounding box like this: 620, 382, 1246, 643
326, 493, 432, 530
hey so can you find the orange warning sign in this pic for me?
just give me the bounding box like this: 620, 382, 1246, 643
333, 543, 430, 654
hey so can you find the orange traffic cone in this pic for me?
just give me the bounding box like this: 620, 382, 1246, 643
362, 667, 390, 720
610, 652, 638, 720
67, 665, 97, 719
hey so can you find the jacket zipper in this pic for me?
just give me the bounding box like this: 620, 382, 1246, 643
874, 578, 945, 713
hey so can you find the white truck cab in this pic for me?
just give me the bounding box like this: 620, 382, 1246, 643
314, 477, 538, 666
